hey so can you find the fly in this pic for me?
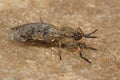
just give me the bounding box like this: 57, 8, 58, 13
10, 19, 97, 63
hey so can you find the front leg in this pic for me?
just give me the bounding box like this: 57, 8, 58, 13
78, 42, 97, 50
78, 46, 91, 63
78, 42, 97, 63
62, 42, 96, 63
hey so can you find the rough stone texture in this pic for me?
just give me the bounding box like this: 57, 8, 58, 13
0, 0, 120, 80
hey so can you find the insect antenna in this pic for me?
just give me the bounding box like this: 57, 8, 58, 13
84, 29, 98, 38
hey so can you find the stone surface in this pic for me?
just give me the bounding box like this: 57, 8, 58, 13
0, 0, 120, 80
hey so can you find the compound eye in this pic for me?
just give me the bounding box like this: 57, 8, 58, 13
73, 32, 82, 40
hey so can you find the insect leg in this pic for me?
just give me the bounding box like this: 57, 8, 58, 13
79, 52, 91, 63
39, 17, 44, 23
58, 41, 62, 60
79, 42, 97, 50
78, 45, 91, 63
85, 46, 97, 50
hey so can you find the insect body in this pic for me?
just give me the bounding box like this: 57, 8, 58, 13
10, 23, 62, 42
10, 20, 97, 63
